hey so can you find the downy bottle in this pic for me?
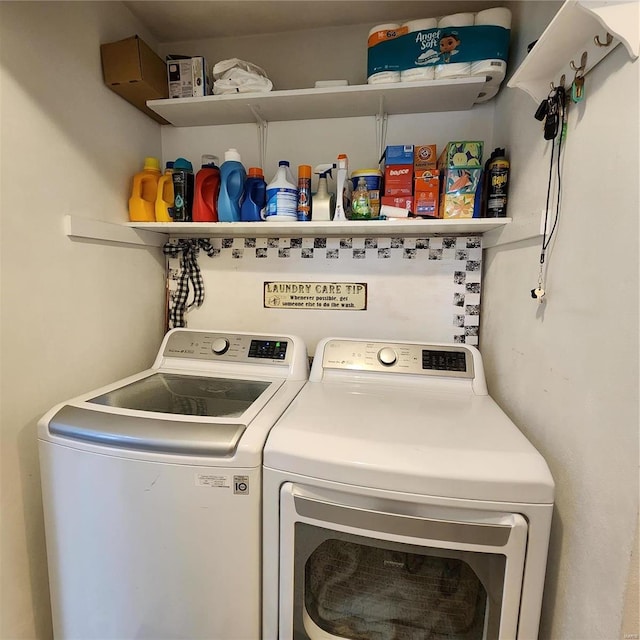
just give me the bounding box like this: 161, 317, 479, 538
218, 148, 246, 222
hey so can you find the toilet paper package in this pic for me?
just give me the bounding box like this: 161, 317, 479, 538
367, 10, 510, 84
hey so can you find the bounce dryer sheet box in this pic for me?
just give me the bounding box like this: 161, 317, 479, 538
383, 164, 413, 196
438, 141, 484, 169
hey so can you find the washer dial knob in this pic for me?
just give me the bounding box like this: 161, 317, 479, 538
377, 347, 397, 366
211, 338, 230, 355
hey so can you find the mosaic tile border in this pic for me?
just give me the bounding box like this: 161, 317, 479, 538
166, 236, 482, 345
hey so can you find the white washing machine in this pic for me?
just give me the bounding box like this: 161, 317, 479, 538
38, 328, 308, 640
263, 337, 555, 640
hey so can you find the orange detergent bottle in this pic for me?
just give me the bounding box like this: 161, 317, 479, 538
128, 157, 161, 222
155, 161, 175, 222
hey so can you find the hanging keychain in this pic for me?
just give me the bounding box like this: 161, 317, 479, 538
531, 81, 568, 304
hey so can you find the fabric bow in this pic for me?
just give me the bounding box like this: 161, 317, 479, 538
163, 239, 215, 328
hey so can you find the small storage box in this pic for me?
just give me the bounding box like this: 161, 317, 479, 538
100, 35, 169, 124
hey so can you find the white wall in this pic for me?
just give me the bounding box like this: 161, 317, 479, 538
0, 3, 166, 637
484, 2, 639, 639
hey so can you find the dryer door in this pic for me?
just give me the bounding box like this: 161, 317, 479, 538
278, 483, 527, 640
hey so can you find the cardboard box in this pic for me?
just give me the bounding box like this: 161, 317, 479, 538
381, 196, 413, 212
384, 164, 413, 196
414, 170, 440, 217
100, 35, 169, 124
443, 168, 482, 194
167, 56, 208, 98
414, 145, 437, 171
438, 141, 484, 169
384, 145, 414, 165
440, 193, 478, 218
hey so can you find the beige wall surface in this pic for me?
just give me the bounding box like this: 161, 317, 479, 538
484, 2, 639, 639
0, 2, 166, 637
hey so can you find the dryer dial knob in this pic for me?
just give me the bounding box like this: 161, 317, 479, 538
377, 347, 397, 366
211, 338, 230, 355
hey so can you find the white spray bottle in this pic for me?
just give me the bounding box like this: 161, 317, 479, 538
333, 154, 349, 221
312, 164, 335, 221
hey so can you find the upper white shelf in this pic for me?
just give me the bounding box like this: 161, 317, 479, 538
508, 0, 639, 104
147, 77, 487, 127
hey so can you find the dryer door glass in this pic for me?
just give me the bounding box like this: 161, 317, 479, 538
297, 526, 500, 640
88, 373, 271, 417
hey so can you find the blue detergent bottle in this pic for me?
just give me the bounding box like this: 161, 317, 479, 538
240, 167, 267, 222
217, 148, 246, 222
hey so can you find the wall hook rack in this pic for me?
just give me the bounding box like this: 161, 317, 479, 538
594, 32, 614, 48
508, 0, 639, 105
569, 51, 588, 72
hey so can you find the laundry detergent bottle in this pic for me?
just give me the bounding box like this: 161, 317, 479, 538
218, 148, 246, 222
129, 156, 161, 222
240, 167, 267, 222
192, 155, 220, 222
170, 158, 194, 222
155, 161, 174, 222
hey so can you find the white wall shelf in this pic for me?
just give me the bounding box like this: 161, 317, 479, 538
125, 218, 511, 239
147, 77, 488, 127
63, 216, 512, 246
508, 0, 639, 104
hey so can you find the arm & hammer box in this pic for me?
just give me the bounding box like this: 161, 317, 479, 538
100, 35, 169, 124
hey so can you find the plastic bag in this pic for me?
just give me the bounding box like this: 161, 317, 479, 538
212, 58, 273, 95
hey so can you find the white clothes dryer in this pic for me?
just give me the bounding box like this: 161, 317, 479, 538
263, 337, 554, 640
39, 329, 308, 640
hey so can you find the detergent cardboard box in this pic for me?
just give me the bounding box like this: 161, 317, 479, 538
384, 145, 415, 165
413, 170, 440, 217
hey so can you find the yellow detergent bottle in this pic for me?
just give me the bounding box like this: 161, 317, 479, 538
128, 157, 161, 222
155, 161, 175, 222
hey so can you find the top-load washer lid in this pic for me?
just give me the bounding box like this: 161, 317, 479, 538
49, 373, 277, 457
42, 330, 310, 458
263, 338, 555, 504
87, 373, 270, 417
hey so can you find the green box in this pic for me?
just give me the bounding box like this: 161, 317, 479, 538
437, 141, 484, 169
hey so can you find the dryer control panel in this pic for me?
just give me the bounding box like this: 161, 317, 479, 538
321, 340, 474, 379
163, 331, 290, 364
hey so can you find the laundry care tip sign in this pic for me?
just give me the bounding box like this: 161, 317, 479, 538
264, 282, 367, 310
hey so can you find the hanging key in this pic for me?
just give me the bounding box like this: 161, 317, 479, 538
571, 73, 585, 103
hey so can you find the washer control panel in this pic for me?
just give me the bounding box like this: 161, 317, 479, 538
321, 340, 474, 378
163, 331, 290, 364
